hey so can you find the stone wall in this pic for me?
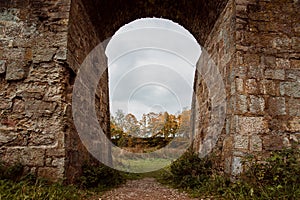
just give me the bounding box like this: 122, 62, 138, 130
192, 0, 236, 170
0, 0, 71, 181
0, 0, 111, 182
66, 0, 111, 183
227, 0, 300, 175
193, 0, 299, 175
0, 0, 298, 182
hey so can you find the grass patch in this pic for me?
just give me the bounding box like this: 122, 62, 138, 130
0, 162, 125, 200
122, 168, 167, 180
117, 158, 171, 173
0, 179, 93, 200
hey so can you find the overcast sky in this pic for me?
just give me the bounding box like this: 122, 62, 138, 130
105, 18, 201, 120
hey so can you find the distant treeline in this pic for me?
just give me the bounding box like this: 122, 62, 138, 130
110, 109, 191, 139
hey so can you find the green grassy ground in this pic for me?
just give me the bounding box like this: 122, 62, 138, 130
116, 158, 171, 173
0, 179, 96, 200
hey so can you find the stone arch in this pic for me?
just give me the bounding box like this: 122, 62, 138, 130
1, 0, 297, 183
66, 0, 233, 181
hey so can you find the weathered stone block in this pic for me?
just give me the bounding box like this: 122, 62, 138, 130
45, 158, 52, 166
291, 37, 300, 50
54, 49, 67, 60
268, 117, 288, 132
33, 48, 57, 63
250, 95, 265, 114
3, 148, 45, 167
28, 132, 56, 146
236, 94, 248, 113
236, 78, 244, 92
224, 157, 231, 174
24, 48, 33, 61
267, 97, 286, 116
25, 64, 64, 84
25, 100, 57, 118
12, 98, 25, 113
261, 79, 277, 96
265, 69, 285, 80
17, 91, 43, 100
52, 157, 64, 167
288, 98, 300, 116
0, 99, 12, 110
290, 59, 300, 69
245, 79, 259, 94
38, 167, 64, 182
0, 130, 18, 145
276, 58, 290, 69
235, 65, 247, 78
234, 135, 249, 149
261, 56, 275, 67
237, 117, 267, 135
5, 61, 26, 80
46, 148, 65, 157
0, 24, 4, 37
280, 82, 300, 97
250, 135, 262, 152
243, 54, 260, 66
272, 37, 291, 49
248, 65, 264, 79
263, 135, 284, 151
232, 156, 242, 175
222, 135, 233, 156
286, 69, 300, 81
0, 8, 20, 22
288, 117, 300, 132
0, 60, 6, 74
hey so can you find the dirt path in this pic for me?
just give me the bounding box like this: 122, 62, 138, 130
100, 178, 199, 200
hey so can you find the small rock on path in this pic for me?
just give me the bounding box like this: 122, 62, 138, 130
100, 178, 199, 200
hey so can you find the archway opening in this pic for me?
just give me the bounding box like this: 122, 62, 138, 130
67, 0, 231, 177
106, 18, 201, 168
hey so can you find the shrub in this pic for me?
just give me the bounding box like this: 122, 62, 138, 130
161, 147, 300, 199
78, 163, 125, 190
0, 162, 24, 181
241, 147, 300, 199
164, 151, 213, 189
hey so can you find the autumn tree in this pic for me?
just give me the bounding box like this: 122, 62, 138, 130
124, 113, 140, 137
177, 109, 191, 137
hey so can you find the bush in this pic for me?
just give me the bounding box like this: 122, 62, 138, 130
163, 151, 213, 189
78, 163, 125, 190
161, 147, 300, 199
0, 162, 24, 181
241, 147, 300, 199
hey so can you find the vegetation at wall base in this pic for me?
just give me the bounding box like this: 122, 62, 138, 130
1, 146, 299, 199
77, 162, 125, 191
160, 147, 300, 199
0, 161, 125, 200
0, 179, 90, 200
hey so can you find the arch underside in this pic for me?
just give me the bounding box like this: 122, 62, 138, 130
83, 0, 229, 46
